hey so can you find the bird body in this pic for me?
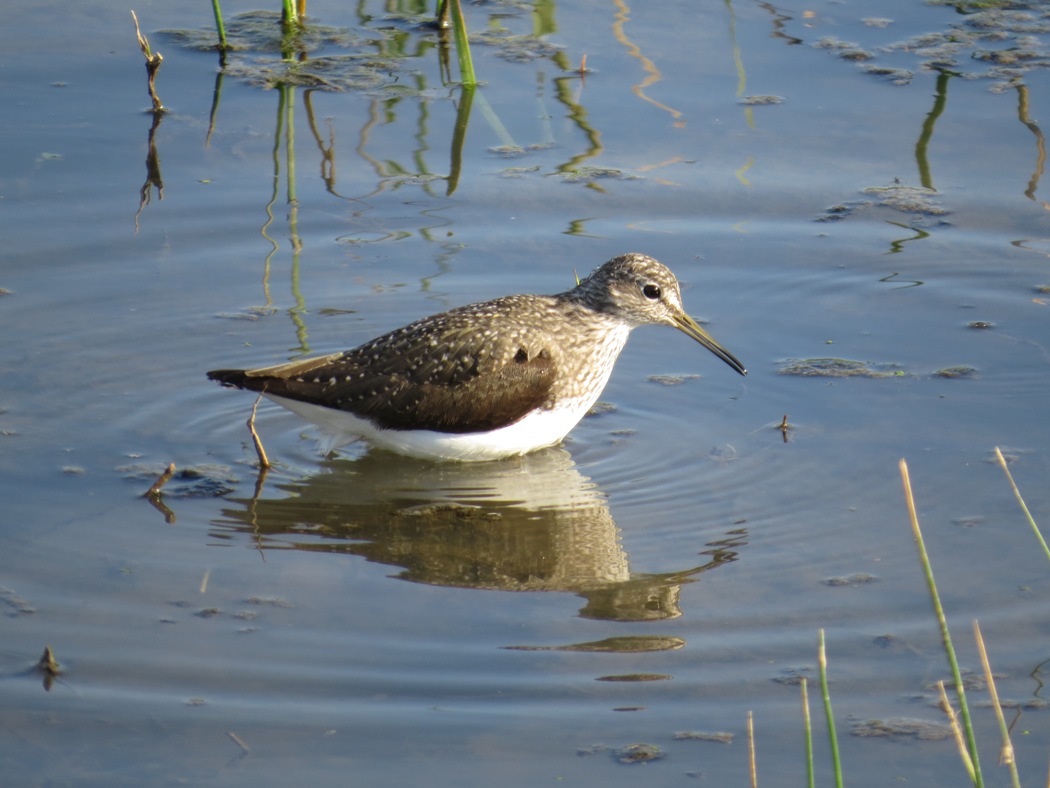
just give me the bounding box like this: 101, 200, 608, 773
208, 253, 745, 461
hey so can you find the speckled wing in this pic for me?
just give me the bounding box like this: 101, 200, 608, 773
207, 297, 558, 434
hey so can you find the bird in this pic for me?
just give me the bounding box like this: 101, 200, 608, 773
208, 252, 746, 462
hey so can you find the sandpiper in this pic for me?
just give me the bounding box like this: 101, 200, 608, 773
208, 253, 746, 461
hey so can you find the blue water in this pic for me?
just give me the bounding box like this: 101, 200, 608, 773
3, 1, 1050, 785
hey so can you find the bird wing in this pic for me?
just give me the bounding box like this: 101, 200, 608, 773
208, 300, 559, 434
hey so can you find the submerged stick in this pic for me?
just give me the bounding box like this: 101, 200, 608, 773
144, 462, 176, 497
131, 11, 164, 113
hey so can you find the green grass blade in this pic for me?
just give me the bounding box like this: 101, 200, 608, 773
818, 630, 843, 788
994, 446, 1050, 563
900, 459, 984, 786
282, 0, 298, 27
210, 0, 227, 49
447, 0, 477, 86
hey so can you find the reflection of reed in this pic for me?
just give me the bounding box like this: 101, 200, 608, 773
551, 74, 603, 177
1016, 84, 1049, 210
611, 0, 685, 128
755, 2, 803, 47
303, 90, 338, 195
260, 84, 310, 351
915, 69, 951, 191
725, 0, 752, 130
135, 113, 165, 232
213, 449, 743, 622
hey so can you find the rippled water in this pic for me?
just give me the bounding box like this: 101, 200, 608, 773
4, 0, 1050, 785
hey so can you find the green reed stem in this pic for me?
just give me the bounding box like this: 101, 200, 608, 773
994, 446, 1050, 563
899, 459, 984, 786
282, 0, 298, 27
447, 0, 477, 86
817, 630, 843, 788
210, 0, 228, 49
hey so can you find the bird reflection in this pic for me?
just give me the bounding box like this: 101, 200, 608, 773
213, 448, 745, 622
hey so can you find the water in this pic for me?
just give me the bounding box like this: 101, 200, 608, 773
3, 0, 1050, 785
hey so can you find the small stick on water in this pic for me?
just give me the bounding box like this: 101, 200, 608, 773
778, 414, 790, 442
131, 10, 164, 113
36, 646, 61, 676
227, 730, 251, 754
248, 394, 271, 470
747, 709, 757, 788
36, 645, 61, 691
145, 462, 176, 497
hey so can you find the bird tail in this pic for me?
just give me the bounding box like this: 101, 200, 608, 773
207, 368, 256, 390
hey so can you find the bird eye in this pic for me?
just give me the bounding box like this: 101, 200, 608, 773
642, 284, 661, 300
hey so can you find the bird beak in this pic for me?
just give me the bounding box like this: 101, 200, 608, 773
672, 312, 747, 376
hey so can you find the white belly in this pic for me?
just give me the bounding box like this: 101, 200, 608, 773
267, 394, 595, 462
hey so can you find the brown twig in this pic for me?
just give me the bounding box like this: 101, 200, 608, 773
131, 10, 164, 113
248, 394, 271, 469
36, 646, 61, 677
145, 462, 176, 497
36, 645, 61, 691
778, 414, 791, 442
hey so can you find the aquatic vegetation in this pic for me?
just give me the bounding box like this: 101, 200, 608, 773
738, 94, 785, 105
471, 26, 563, 62
162, 11, 359, 54
222, 54, 405, 92
878, 4, 1050, 81
616, 743, 664, 765
862, 182, 950, 215
778, 358, 908, 378
851, 717, 955, 741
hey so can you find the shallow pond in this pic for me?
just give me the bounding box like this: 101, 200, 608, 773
3, 0, 1050, 785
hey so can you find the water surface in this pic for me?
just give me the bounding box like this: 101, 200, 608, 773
3, 1, 1050, 785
